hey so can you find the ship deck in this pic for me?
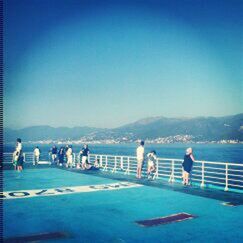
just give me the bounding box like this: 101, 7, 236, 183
3, 166, 243, 242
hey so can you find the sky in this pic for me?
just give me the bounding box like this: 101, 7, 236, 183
4, 0, 243, 129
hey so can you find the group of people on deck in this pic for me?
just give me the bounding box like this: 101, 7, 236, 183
48, 145, 73, 167
136, 140, 195, 185
12, 138, 195, 185
24, 143, 97, 170
47, 144, 92, 169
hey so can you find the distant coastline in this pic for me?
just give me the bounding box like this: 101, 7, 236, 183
4, 138, 242, 145
4, 114, 243, 144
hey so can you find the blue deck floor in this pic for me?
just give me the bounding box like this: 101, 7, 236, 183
3, 168, 243, 242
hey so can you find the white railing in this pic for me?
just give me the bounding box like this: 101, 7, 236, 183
3, 152, 51, 165
88, 154, 243, 192
3, 152, 243, 193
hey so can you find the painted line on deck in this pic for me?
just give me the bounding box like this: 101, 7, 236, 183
1, 182, 142, 200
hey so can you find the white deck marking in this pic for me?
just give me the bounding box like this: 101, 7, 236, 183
1, 182, 142, 200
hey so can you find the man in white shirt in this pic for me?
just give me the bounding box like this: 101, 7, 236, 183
136, 141, 145, 179
33, 146, 40, 165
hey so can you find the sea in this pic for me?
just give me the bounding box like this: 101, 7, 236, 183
4, 143, 243, 164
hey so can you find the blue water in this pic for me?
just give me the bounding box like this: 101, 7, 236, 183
4, 143, 243, 163
4, 168, 243, 242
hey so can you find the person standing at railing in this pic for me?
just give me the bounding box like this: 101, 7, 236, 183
15, 138, 24, 172
76, 146, 86, 169
182, 147, 195, 185
33, 146, 41, 165
136, 141, 145, 179
66, 145, 73, 168
58, 147, 65, 166
51, 145, 58, 164
64, 144, 69, 164
147, 150, 157, 179
80, 144, 90, 170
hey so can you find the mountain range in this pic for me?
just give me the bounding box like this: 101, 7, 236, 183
4, 114, 243, 142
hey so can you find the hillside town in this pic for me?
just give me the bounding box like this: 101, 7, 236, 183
21, 134, 242, 145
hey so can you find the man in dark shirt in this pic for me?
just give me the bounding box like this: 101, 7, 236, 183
51, 145, 58, 164
80, 144, 90, 169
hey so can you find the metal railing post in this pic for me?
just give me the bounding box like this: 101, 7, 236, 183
125, 157, 130, 175
103, 155, 108, 171
112, 156, 117, 173
225, 163, 229, 191
100, 155, 103, 167
201, 161, 205, 188
120, 156, 124, 170
169, 160, 174, 182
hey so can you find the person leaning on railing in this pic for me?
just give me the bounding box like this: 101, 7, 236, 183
147, 150, 157, 179
182, 148, 195, 186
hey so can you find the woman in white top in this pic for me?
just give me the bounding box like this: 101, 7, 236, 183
147, 150, 157, 179
66, 145, 73, 168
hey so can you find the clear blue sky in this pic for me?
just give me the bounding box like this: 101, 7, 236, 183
4, 0, 243, 129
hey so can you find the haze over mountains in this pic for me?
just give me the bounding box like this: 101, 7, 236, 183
4, 114, 243, 142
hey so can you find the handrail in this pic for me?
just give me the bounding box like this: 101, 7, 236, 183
3, 152, 243, 193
